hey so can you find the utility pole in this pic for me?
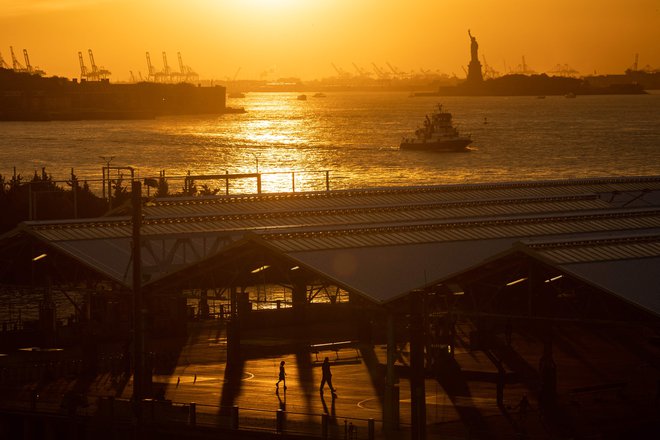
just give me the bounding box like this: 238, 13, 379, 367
132, 181, 145, 415
100, 155, 114, 209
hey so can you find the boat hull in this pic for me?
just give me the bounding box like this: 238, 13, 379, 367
400, 138, 472, 152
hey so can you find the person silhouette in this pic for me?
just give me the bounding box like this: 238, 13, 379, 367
319, 357, 336, 395
276, 360, 287, 390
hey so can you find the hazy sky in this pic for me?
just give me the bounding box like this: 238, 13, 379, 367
1, 0, 659, 82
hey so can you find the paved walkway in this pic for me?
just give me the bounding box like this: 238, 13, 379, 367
3, 319, 660, 439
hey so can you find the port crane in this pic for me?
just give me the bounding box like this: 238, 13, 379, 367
10, 46, 25, 71
371, 62, 390, 80
145, 52, 197, 83
79, 49, 110, 81
162, 52, 171, 81
177, 52, 198, 83
548, 64, 579, 77
386, 62, 404, 79
481, 54, 499, 79
331, 62, 350, 79
5, 47, 44, 75
23, 49, 33, 73
78, 51, 88, 79
514, 56, 535, 75
146, 52, 157, 81
0, 51, 10, 69
351, 63, 370, 78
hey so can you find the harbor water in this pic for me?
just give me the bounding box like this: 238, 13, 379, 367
1, 91, 660, 193
1, 90, 660, 322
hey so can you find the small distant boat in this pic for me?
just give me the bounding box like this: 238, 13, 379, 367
228, 92, 246, 98
400, 104, 472, 152
537, 96, 546, 99
565, 92, 576, 98
313, 93, 327, 98
297, 94, 307, 101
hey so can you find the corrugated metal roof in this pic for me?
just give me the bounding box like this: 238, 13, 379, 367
6, 176, 660, 307
526, 235, 660, 265
27, 194, 612, 242
259, 209, 660, 253
142, 176, 660, 218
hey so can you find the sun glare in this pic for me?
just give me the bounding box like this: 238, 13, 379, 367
230, 0, 299, 11
250, 0, 295, 6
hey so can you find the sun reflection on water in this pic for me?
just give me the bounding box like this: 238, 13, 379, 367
4, 92, 659, 196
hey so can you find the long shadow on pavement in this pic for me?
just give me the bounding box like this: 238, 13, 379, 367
435, 354, 490, 437
358, 344, 386, 409
294, 343, 316, 418
219, 355, 245, 414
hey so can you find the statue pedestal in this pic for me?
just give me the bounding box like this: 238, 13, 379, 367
467, 60, 483, 83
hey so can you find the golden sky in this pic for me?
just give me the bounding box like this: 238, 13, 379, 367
1, 0, 659, 81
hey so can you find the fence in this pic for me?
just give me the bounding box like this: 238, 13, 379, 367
140, 399, 380, 439
0, 394, 386, 440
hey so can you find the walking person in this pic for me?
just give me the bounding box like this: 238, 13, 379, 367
276, 361, 287, 390
515, 393, 531, 422
319, 357, 337, 395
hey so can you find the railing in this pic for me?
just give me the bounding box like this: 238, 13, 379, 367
145, 400, 381, 439
0, 394, 387, 439
182, 169, 333, 195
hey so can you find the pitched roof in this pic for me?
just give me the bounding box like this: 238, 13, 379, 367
2, 176, 660, 310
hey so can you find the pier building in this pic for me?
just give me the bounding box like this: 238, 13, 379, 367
0, 67, 229, 121
2, 175, 660, 438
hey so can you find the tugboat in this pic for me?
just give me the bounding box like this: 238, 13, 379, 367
400, 104, 472, 152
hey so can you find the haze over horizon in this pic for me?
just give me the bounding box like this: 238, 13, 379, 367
1, 0, 659, 82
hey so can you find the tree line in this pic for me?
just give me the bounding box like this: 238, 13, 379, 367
0, 168, 228, 234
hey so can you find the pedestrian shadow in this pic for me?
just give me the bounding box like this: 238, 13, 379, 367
276, 387, 286, 411
219, 355, 245, 414
320, 392, 338, 424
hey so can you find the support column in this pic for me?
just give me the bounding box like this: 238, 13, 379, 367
409, 291, 426, 440
199, 289, 209, 319
227, 286, 241, 364
132, 181, 145, 409
539, 329, 557, 410
230, 286, 238, 319
384, 312, 399, 436
531, 261, 557, 411
292, 279, 307, 324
